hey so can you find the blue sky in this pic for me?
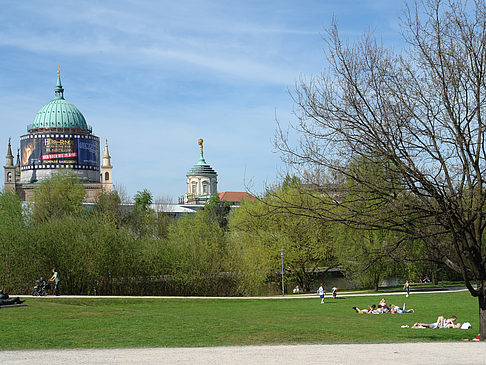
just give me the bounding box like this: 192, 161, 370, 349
0, 0, 402, 202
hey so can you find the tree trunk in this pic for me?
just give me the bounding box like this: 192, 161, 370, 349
300, 267, 312, 292
431, 265, 438, 285
373, 274, 379, 292
479, 285, 486, 342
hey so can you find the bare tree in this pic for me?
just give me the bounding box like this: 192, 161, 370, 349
276, 0, 486, 338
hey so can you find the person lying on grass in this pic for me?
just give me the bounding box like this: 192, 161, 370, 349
412, 316, 461, 328
390, 304, 414, 313
353, 305, 376, 314
353, 303, 414, 314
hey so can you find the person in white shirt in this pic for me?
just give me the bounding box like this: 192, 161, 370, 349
48, 268, 60, 296
317, 283, 325, 304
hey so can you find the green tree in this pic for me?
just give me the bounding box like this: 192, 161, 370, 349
230, 185, 336, 293
165, 211, 231, 295
333, 224, 401, 291
329, 157, 411, 290
134, 189, 152, 212
0, 191, 33, 292
204, 194, 231, 229
93, 190, 123, 224
32, 171, 85, 223
129, 189, 154, 239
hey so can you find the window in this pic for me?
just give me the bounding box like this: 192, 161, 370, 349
192, 184, 196, 194
105, 172, 110, 181
7, 172, 12, 182
203, 184, 208, 194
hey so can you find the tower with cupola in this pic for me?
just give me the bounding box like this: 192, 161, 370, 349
181, 139, 217, 205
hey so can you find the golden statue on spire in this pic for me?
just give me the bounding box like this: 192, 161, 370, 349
198, 138, 203, 152
57, 65, 60, 77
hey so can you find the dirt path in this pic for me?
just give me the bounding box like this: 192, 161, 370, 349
2, 343, 486, 364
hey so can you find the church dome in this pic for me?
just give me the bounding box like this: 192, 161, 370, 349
27, 72, 91, 132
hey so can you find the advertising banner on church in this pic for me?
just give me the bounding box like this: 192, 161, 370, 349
41, 136, 78, 165
77, 138, 99, 167
20, 134, 99, 170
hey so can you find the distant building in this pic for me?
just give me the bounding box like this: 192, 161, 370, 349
177, 139, 256, 207
3, 69, 113, 202
150, 203, 200, 217
180, 139, 218, 205
219, 191, 256, 206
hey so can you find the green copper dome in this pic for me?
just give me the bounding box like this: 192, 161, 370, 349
187, 151, 217, 175
27, 72, 91, 132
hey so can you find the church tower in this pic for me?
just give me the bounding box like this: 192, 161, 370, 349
4, 138, 16, 192
182, 139, 217, 205
101, 138, 113, 192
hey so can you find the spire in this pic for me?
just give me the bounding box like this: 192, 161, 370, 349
15, 148, 20, 168
7, 138, 13, 157
102, 138, 112, 167
54, 66, 64, 99
5, 138, 14, 167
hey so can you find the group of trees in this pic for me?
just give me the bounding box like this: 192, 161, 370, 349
0, 173, 242, 296
0, 170, 429, 297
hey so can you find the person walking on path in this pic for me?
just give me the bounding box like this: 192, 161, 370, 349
48, 268, 60, 296
404, 280, 410, 297
318, 283, 325, 304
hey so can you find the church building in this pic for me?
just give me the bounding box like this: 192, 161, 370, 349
4, 70, 113, 202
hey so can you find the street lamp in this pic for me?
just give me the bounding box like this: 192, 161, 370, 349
279, 249, 285, 296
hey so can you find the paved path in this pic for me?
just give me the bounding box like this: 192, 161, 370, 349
2, 343, 486, 364
17, 287, 469, 300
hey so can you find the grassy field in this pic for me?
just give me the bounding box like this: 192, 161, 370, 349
0, 291, 478, 350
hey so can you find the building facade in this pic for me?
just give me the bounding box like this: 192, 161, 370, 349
4, 70, 113, 202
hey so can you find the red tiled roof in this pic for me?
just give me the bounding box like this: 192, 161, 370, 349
218, 191, 256, 203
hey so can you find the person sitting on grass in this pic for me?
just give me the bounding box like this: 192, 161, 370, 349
436, 315, 459, 328
377, 298, 390, 313
378, 298, 390, 313
413, 316, 460, 328
0, 290, 24, 306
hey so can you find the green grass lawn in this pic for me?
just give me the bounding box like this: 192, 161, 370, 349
0, 291, 478, 350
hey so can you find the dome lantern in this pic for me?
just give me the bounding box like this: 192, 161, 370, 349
54, 66, 64, 99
